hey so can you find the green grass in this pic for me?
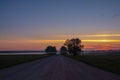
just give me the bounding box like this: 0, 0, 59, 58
65, 54, 120, 74
0, 54, 53, 69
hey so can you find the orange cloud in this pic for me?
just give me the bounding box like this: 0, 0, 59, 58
83, 40, 120, 43
85, 34, 120, 37
0, 39, 120, 43
0, 39, 120, 50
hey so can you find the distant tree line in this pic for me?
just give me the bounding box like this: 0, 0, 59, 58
45, 38, 83, 56
45, 46, 57, 54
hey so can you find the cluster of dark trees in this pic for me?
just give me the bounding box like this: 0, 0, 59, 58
45, 38, 83, 56
45, 46, 57, 54
60, 46, 67, 54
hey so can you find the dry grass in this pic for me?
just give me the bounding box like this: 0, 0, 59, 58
0, 54, 53, 69
65, 54, 120, 74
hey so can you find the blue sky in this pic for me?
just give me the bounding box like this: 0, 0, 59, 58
0, 0, 120, 50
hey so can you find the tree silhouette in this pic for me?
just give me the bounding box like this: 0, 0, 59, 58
60, 46, 67, 54
64, 38, 83, 56
45, 46, 57, 54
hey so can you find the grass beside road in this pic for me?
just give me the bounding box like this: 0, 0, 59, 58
65, 54, 120, 74
0, 54, 52, 69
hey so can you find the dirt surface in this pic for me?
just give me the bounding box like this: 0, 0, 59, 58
0, 55, 120, 80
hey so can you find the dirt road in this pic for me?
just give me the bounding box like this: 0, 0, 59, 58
0, 55, 120, 80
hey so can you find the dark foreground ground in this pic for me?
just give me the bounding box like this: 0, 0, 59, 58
0, 54, 51, 69
66, 55, 120, 74
0, 55, 120, 80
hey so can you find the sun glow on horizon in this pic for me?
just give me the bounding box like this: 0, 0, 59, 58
0, 39, 120, 43
82, 39, 120, 43
0, 34, 120, 50
86, 34, 120, 37
57, 34, 120, 38
0, 39, 120, 50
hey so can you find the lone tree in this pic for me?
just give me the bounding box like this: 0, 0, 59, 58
60, 46, 67, 55
64, 38, 83, 56
45, 46, 57, 54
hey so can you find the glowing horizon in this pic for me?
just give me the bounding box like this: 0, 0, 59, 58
83, 34, 120, 37
0, 38, 120, 51
0, 39, 120, 43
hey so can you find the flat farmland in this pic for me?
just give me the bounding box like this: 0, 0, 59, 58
66, 54, 120, 74
0, 54, 52, 69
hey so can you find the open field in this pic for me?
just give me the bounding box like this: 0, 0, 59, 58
0, 54, 52, 69
65, 54, 120, 74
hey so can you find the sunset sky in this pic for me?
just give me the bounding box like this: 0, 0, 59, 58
0, 0, 120, 51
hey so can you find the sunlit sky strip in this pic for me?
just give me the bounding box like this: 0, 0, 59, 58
0, 39, 120, 43
53, 34, 120, 38
84, 34, 120, 37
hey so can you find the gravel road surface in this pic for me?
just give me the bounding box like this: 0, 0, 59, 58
0, 55, 120, 80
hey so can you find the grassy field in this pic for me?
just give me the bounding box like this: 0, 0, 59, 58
65, 54, 120, 74
0, 54, 53, 69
